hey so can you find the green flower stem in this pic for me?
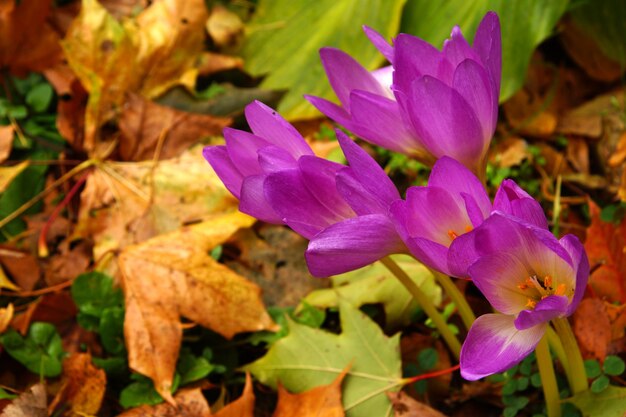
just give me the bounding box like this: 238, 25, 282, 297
381, 257, 461, 359
536, 334, 561, 417
430, 269, 476, 329
553, 317, 588, 394
547, 325, 570, 376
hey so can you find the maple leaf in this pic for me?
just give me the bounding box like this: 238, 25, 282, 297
0, 383, 47, 417
0, 0, 62, 75
118, 212, 277, 403
117, 388, 211, 417
213, 373, 255, 417
386, 391, 447, 417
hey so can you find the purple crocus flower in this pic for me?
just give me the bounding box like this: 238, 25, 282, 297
389, 157, 546, 278
306, 12, 501, 175
458, 213, 589, 380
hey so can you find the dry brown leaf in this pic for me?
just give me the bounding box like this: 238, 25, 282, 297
386, 391, 446, 417
0, 383, 47, 417
0, 246, 41, 291
119, 212, 276, 402
0, 0, 61, 74
197, 52, 243, 76
557, 90, 624, 139
49, 353, 106, 417
0, 265, 19, 292
206, 5, 244, 49
117, 388, 211, 417
573, 298, 612, 361
0, 125, 13, 163
488, 137, 529, 169
118, 94, 231, 161
28, 293, 77, 326
213, 374, 254, 417
584, 200, 626, 303
0, 302, 14, 334
272, 368, 346, 417
43, 64, 76, 96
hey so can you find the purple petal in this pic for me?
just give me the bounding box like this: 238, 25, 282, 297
493, 180, 548, 229
408, 76, 485, 170
473, 11, 502, 96
203, 145, 243, 199
559, 234, 589, 315
443, 26, 480, 68
244, 101, 313, 158
223, 128, 270, 176
239, 175, 282, 224
305, 214, 405, 277
461, 314, 545, 380
452, 58, 497, 140
371, 66, 393, 91
468, 252, 532, 315
428, 157, 491, 219
514, 295, 569, 330
305, 95, 353, 127
389, 199, 410, 242
257, 145, 298, 173
404, 236, 451, 276
393, 34, 454, 92
363, 25, 394, 63
319, 48, 393, 110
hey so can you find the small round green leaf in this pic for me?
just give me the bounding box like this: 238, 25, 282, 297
590, 374, 610, 393
603, 355, 625, 376
584, 359, 602, 379
25, 83, 54, 113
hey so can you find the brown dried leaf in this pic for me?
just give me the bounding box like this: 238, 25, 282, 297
584, 200, 626, 303
0, 303, 14, 334
118, 212, 276, 402
118, 94, 231, 161
573, 298, 612, 361
272, 368, 346, 417
386, 391, 446, 417
206, 5, 244, 49
117, 388, 211, 417
0, 125, 12, 163
0, 383, 47, 417
0, 246, 41, 291
488, 137, 529, 169
49, 353, 106, 417
0, 0, 61, 74
214, 374, 254, 417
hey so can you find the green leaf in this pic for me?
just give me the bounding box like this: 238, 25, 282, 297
417, 348, 438, 371
119, 373, 180, 409
569, 0, 626, 65
530, 372, 542, 388
25, 83, 54, 113
603, 355, 625, 376
241, 0, 406, 119
92, 356, 127, 377
0, 387, 16, 399
71, 272, 123, 331
0, 322, 65, 377
584, 359, 602, 379
177, 348, 214, 386
591, 375, 610, 393
567, 385, 626, 417
516, 376, 529, 391
99, 306, 125, 355
246, 300, 402, 417
302, 255, 441, 329
400, 0, 569, 102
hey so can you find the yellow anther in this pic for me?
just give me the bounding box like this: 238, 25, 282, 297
526, 298, 537, 309
465, 225, 473, 233
447, 230, 459, 240
543, 275, 553, 289
517, 283, 528, 290
555, 284, 566, 296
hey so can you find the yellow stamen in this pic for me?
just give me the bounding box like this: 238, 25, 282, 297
464, 225, 473, 233
543, 275, 553, 289
447, 230, 458, 240
555, 284, 566, 296
517, 283, 528, 290
526, 298, 537, 309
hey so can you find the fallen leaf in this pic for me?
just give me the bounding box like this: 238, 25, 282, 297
206, 5, 244, 49
61, 0, 209, 153
387, 391, 447, 417
0, 246, 41, 291
0, 383, 47, 417
0, 265, 19, 291
28, 292, 77, 326
213, 373, 254, 417
49, 353, 106, 417
557, 90, 624, 139
0, 0, 61, 74
273, 369, 347, 417
43, 241, 91, 287
56, 79, 88, 150
566, 385, 626, 417
119, 212, 276, 403
503, 84, 558, 138
118, 94, 231, 161
246, 300, 402, 417
0, 161, 29, 193
196, 52, 243, 76
584, 200, 626, 303
572, 298, 612, 361
42, 64, 76, 96
0, 303, 14, 334
0, 125, 13, 163
117, 388, 211, 417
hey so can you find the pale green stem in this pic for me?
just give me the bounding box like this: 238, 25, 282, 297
536, 335, 561, 417
430, 269, 476, 330
380, 257, 461, 359
547, 325, 570, 376
552, 317, 588, 394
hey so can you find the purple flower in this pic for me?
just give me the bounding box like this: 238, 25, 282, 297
458, 213, 589, 380
306, 12, 501, 175
390, 158, 547, 278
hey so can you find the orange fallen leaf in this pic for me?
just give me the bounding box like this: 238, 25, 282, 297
0, 303, 14, 334
206, 5, 243, 49
386, 391, 447, 417
272, 368, 347, 417
49, 353, 106, 417
572, 298, 612, 361
213, 373, 254, 417
0, 0, 61, 75
584, 200, 626, 303
117, 388, 211, 417
0, 383, 47, 417
119, 212, 276, 403
118, 94, 231, 161
0, 125, 13, 163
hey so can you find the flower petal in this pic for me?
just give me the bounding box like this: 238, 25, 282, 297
514, 295, 569, 330
319, 48, 392, 110
371, 66, 394, 91
405, 236, 450, 276
202, 145, 243, 199
363, 25, 394, 63
257, 145, 298, 173
305, 214, 405, 277
493, 179, 549, 229
223, 128, 270, 176
244, 101, 313, 158
393, 33, 454, 92
559, 234, 589, 315
443, 26, 480, 68
473, 11, 502, 95
461, 314, 545, 380
239, 175, 282, 224
408, 76, 485, 169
